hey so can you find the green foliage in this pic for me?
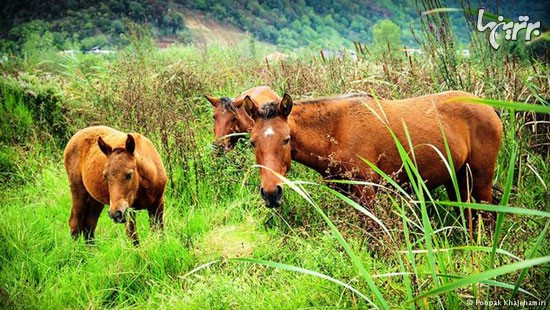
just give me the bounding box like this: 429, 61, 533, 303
0, 145, 22, 186
372, 19, 402, 52
0, 18, 548, 308
0, 75, 70, 145
0, 84, 33, 144
80, 34, 109, 51
1, 0, 548, 53
0, 1, 192, 53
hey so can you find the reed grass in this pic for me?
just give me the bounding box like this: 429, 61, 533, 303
1, 8, 548, 308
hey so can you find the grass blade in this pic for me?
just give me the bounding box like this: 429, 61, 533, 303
254, 165, 389, 309
451, 97, 550, 114
434, 201, 550, 217
410, 256, 550, 303
401, 245, 521, 261
511, 220, 550, 298
232, 257, 377, 307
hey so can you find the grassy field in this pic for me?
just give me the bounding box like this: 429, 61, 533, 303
1, 25, 549, 309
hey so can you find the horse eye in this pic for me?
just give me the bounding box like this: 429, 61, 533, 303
283, 137, 291, 145
250, 140, 256, 148
125, 172, 133, 180
231, 117, 237, 122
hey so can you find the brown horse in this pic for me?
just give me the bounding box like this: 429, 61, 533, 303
206, 86, 281, 152
243, 91, 502, 210
64, 126, 167, 245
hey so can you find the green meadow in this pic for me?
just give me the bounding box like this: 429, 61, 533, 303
1, 17, 549, 310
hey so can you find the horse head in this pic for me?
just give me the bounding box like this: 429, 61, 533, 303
98, 134, 139, 223
244, 93, 293, 208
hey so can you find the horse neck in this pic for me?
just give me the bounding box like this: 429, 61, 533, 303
135, 150, 157, 184
288, 103, 343, 176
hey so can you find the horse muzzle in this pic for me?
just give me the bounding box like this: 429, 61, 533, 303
108, 201, 129, 223
260, 185, 283, 208
211, 141, 232, 155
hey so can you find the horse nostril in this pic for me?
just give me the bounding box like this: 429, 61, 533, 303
110, 210, 123, 222
260, 187, 266, 199
276, 185, 283, 199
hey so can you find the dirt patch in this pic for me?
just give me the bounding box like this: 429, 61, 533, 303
194, 216, 268, 260
181, 11, 249, 46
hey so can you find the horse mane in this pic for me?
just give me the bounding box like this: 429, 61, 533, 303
220, 97, 236, 112
257, 102, 278, 119
112, 147, 127, 153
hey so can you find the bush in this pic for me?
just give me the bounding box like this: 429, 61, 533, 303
0, 75, 70, 145
0, 145, 23, 186
80, 34, 109, 51
0, 82, 33, 144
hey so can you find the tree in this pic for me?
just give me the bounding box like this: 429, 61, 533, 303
372, 19, 401, 52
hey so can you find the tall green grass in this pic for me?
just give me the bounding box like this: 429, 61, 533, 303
227, 94, 550, 308
1, 14, 548, 308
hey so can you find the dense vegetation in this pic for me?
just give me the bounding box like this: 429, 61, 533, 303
1, 0, 548, 52
1, 2, 549, 309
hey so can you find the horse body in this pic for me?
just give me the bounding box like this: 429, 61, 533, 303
206, 86, 281, 151
64, 126, 167, 245
245, 91, 502, 208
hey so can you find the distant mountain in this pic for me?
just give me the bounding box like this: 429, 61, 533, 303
0, 0, 547, 52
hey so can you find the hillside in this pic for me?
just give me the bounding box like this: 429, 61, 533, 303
181, 11, 273, 49
0, 0, 548, 53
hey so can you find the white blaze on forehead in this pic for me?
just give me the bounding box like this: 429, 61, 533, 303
264, 127, 275, 137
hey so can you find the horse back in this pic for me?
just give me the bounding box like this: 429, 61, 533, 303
338, 91, 501, 187
237, 86, 281, 105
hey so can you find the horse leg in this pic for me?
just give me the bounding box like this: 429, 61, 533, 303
445, 166, 476, 233
148, 198, 164, 233
472, 178, 496, 230
453, 162, 497, 235
68, 182, 88, 240
83, 198, 104, 244
468, 131, 500, 230
125, 212, 139, 246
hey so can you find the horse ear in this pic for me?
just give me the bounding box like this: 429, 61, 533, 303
279, 93, 293, 118
232, 98, 244, 109
243, 95, 258, 119
205, 95, 221, 108
126, 134, 136, 154
98, 136, 112, 156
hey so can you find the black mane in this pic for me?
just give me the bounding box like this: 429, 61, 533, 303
257, 102, 278, 119
220, 97, 236, 112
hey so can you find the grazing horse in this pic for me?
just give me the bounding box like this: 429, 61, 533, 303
206, 86, 281, 152
64, 126, 167, 245
243, 91, 502, 211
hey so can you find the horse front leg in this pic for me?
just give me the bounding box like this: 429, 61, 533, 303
125, 212, 139, 246
83, 198, 104, 244
148, 198, 164, 233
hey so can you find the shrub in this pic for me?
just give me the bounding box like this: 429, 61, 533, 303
0, 75, 70, 145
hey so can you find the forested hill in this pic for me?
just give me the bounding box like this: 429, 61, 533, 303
0, 0, 547, 52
